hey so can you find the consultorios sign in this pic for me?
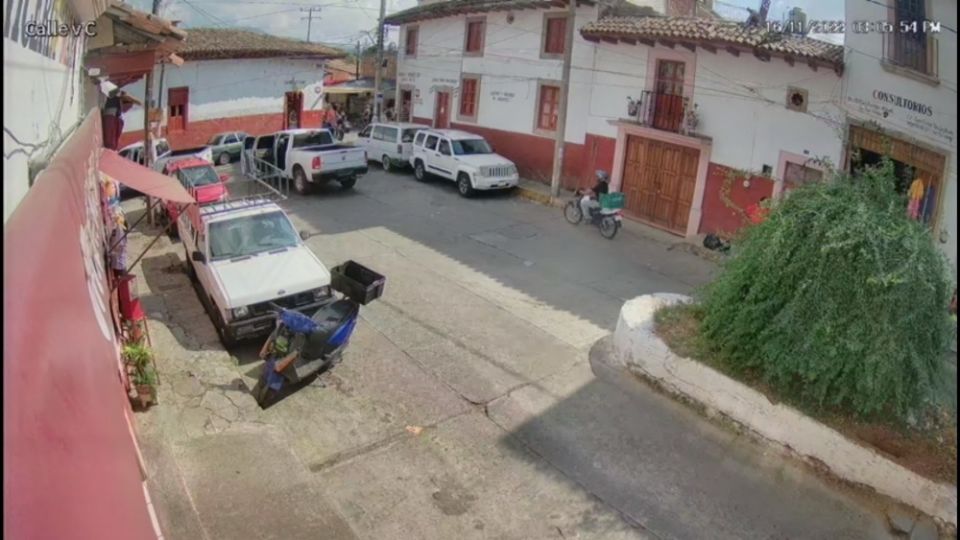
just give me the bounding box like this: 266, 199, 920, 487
845, 88, 956, 147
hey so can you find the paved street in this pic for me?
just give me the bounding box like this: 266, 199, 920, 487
130, 164, 900, 540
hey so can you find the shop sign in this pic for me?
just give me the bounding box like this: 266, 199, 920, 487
845, 88, 955, 146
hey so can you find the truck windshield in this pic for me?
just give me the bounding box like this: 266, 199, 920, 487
208, 211, 300, 260
177, 166, 220, 188
452, 139, 492, 155
156, 140, 171, 156
292, 131, 334, 148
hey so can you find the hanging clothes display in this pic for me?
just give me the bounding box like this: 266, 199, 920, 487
921, 184, 937, 225
109, 211, 127, 273
906, 177, 925, 221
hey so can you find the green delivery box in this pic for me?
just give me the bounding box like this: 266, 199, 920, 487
600, 192, 625, 210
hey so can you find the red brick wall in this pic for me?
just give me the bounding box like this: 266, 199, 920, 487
698, 162, 774, 237
117, 110, 325, 150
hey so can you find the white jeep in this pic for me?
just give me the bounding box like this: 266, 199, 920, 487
178, 198, 332, 346
409, 129, 519, 197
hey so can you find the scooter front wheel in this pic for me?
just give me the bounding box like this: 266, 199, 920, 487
599, 216, 620, 239
563, 201, 583, 224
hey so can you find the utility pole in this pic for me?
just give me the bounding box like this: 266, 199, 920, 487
145, 0, 162, 224
549, 0, 576, 198
356, 41, 361, 79
301, 7, 322, 42
374, 0, 386, 122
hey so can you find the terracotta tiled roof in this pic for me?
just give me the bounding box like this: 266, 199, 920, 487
177, 28, 347, 61
384, 0, 596, 25
581, 17, 844, 69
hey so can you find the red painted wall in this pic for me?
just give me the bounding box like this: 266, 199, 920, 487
118, 110, 325, 151
698, 162, 774, 237
412, 117, 615, 191
5, 111, 157, 539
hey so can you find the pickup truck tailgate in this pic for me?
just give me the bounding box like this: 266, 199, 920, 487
320, 147, 366, 172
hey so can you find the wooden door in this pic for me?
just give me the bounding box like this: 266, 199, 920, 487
653, 60, 685, 132
400, 90, 413, 122
167, 87, 189, 132
284, 92, 303, 130
620, 135, 699, 234
434, 92, 450, 129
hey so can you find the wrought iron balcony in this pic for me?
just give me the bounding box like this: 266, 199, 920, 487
627, 90, 696, 135
883, 31, 939, 79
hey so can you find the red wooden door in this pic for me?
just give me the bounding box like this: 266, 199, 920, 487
653, 60, 684, 132
167, 87, 189, 132
400, 90, 412, 122
434, 92, 450, 129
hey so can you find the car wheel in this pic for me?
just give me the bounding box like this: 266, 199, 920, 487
293, 166, 311, 195
457, 173, 475, 198
218, 153, 230, 166
382, 155, 392, 172
340, 176, 357, 190
414, 160, 428, 182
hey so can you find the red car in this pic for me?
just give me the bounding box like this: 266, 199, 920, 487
161, 158, 230, 226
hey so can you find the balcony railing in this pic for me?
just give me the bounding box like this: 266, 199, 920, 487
628, 90, 692, 134
883, 31, 939, 79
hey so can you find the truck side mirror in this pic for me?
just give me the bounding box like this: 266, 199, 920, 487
299, 230, 311, 241
191, 251, 206, 263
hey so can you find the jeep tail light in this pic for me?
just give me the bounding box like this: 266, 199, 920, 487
312, 156, 322, 170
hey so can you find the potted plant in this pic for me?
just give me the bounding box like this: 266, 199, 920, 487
133, 365, 159, 408
123, 343, 158, 408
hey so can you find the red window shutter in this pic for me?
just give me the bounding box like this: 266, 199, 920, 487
545, 17, 566, 54
406, 28, 418, 55
167, 87, 189, 132
466, 21, 484, 52
460, 79, 477, 116
538, 85, 559, 130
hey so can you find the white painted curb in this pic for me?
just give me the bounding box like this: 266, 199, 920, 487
610, 294, 958, 528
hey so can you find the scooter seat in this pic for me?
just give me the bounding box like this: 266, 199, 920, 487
300, 299, 359, 359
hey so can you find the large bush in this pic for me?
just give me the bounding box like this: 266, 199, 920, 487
700, 159, 954, 421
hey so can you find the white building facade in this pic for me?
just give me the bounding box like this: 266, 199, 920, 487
118, 28, 342, 150
388, 0, 845, 239
842, 0, 957, 275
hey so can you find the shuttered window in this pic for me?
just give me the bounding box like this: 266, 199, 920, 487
405, 26, 418, 56
543, 15, 566, 56
459, 77, 479, 119
537, 84, 560, 131
465, 19, 485, 54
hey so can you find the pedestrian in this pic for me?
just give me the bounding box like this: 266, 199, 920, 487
322, 103, 338, 131
745, 197, 770, 225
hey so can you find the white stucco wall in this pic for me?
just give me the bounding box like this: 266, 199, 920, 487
843, 0, 957, 275
398, 6, 597, 143
397, 7, 843, 175
3, 0, 89, 222
120, 57, 326, 133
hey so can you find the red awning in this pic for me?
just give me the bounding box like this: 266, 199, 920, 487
99, 149, 195, 203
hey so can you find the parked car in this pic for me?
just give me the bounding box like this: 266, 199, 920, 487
207, 131, 248, 166
154, 144, 214, 173
355, 122, 427, 172
118, 138, 172, 166
158, 158, 230, 231
249, 129, 368, 195
410, 129, 519, 197
178, 198, 333, 346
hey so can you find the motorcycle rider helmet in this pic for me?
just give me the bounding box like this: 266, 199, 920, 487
595, 170, 610, 183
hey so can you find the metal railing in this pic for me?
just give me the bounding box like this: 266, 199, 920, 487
241, 148, 290, 196
628, 90, 691, 134
883, 31, 939, 78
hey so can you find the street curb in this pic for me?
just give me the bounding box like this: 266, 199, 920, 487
514, 185, 565, 208
603, 294, 958, 532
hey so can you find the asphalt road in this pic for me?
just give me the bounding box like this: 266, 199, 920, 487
133, 163, 902, 540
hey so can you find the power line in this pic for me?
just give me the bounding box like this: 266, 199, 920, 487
301, 6, 322, 42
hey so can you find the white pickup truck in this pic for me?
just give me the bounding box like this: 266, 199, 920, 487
249, 129, 367, 195
178, 198, 333, 347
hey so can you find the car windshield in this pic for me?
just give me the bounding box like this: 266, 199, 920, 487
293, 131, 334, 148
452, 139, 492, 155
156, 141, 171, 156
207, 135, 221, 145
177, 165, 220, 188
401, 128, 422, 143
208, 211, 300, 260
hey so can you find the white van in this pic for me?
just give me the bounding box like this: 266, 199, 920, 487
356, 122, 428, 172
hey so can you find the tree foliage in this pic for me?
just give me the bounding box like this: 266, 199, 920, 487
699, 159, 954, 421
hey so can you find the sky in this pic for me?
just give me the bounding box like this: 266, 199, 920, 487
129, 0, 845, 51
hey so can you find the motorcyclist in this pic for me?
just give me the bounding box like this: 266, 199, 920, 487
580, 170, 610, 221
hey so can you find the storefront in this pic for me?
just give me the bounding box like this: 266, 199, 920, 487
846, 123, 948, 230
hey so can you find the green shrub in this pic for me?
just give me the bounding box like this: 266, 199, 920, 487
699, 158, 954, 421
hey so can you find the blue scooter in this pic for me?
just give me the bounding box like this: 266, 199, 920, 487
253, 260, 384, 408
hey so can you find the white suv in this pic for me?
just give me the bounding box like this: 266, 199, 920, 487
409, 129, 519, 197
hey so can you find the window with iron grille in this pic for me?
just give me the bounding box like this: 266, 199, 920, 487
405, 26, 418, 56
465, 18, 485, 55
537, 84, 560, 131
542, 14, 566, 57
459, 77, 480, 120
887, 0, 933, 75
